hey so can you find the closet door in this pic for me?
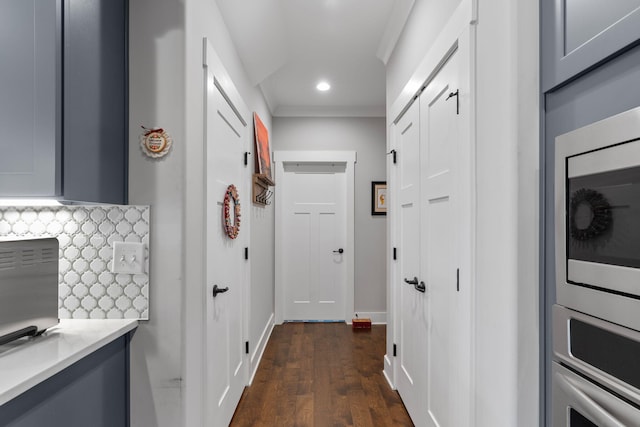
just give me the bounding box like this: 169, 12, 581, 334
394, 99, 428, 422
419, 51, 460, 427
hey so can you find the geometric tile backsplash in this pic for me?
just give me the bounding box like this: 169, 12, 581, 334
0, 205, 149, 320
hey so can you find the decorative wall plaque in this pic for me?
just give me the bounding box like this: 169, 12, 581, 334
140, 126, 172, 158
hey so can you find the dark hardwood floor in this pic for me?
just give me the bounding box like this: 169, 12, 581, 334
230, 322, 413, 427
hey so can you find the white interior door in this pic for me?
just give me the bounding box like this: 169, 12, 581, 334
420, 50, 459, 427
281, 163, 347, 320
205, 66, 248, 425
394, 99, 428, 422
274, 151, 356, 323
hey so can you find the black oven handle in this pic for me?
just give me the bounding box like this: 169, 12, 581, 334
556, 372, 627, 427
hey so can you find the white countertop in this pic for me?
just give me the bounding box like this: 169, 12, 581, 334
0, 319, 138, 406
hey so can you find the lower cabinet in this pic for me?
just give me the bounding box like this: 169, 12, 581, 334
0, 335, 131, 427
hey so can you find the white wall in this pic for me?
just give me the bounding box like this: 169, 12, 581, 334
475, 0, 539, 425
386, 0, 539, 425
128, 0, 185, 425
386, 0, 463, 107
129, 0, 274, 425
273, 117, 387, 315
184, 0, 274, 425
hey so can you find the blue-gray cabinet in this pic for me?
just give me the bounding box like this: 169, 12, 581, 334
0, 0, 128, 204
63, 0, 128, 204
0, 335, 131, 427
542, 0, 640, 91
0, 0, 61, 197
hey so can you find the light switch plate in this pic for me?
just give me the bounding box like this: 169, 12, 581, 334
111, 241, 145, 274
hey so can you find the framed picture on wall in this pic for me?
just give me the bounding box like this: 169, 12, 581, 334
253, 112, 274, 184
371, 181, 387, 216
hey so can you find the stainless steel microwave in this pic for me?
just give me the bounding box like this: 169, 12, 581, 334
0, 238, 59, 345
555, 106, 640, 332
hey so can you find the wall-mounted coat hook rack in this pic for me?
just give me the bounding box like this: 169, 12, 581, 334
252, 174, 275, 207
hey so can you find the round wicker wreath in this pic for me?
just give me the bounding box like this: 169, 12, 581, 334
569, 188, 611, 241
223, 184, 241, 239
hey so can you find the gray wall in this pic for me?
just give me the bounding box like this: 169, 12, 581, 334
273, 117, 387, 314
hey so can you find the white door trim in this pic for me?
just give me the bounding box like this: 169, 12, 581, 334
274, 150, 356, 325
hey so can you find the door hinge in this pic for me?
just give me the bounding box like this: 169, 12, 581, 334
456, 268, 460, 292
244, 151, 251, 166
393, 247, 397, 260
244, 247, 249, 260
245, 341, 249, 354
393, 344, 397, 357
387, 149, 397, 164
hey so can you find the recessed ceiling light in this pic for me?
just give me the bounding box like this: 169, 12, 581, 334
316, 81, 331, 91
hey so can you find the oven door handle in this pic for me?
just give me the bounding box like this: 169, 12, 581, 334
556, 371, 628, 427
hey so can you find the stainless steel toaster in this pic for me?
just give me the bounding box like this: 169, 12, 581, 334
0, 238, 59, 345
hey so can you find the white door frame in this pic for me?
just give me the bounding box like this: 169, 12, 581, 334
274, 150, 356, 324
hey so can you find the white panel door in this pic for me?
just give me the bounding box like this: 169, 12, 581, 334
420, 50, 460, 427
395, 99, 428, 422
205, 75, 247, 425
281, 164, 347, 321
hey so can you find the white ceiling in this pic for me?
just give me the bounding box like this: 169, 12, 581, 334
216, 0, 414, 117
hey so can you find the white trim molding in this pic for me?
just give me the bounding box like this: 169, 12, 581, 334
248, 313, 275, 385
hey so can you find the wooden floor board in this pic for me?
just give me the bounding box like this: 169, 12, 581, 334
230, 323, 413, 427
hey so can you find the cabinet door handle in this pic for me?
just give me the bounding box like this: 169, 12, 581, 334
333, 248, 344, 254
416, 281, 426, 293
212, 285, 229, 298
404, 277, 418, 285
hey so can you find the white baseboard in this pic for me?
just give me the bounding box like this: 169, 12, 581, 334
248, 313, 275, 385
352, 311, 387, 324
383, 354, 395, 389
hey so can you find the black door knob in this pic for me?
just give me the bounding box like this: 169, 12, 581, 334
404, 277, 418, 285
212, 285, 229, 297
333, 248, 344, 254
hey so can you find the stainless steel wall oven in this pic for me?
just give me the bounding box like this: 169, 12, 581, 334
553, 306, 640, 426
554, 107, 640, 426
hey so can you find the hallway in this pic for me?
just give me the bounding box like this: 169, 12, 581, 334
230, 323, 413, 426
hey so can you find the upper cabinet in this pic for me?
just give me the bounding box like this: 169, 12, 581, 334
542, 0, 640, 91
63, 0, 128, 204
0, 0, 61, 197
0, 0, 128, 204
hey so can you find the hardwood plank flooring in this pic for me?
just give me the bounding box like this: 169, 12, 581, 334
230, 323, 413, 427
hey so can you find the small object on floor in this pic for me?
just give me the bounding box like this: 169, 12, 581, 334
352, 318, 371, 330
